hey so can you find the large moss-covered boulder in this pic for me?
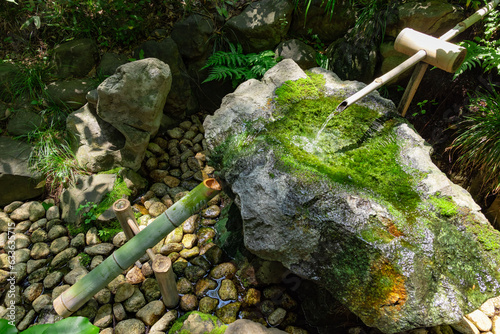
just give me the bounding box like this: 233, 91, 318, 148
204, 59, 500, 333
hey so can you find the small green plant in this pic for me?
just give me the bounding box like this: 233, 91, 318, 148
98, 222, 123, 242
77, 201, 98, 226
78, 252, 91, 267
448, 86, 500, 194
202, 43, 279, 87
412, 99, 438, 117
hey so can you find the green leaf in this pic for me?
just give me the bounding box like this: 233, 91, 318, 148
20, 317, 99, 334
5, 0, 18, 4
33, 16, 41, 29
0, 319, 18, 334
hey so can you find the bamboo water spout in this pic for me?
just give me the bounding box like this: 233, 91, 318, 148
336, 0, 500, 115
53, 178, 221, 317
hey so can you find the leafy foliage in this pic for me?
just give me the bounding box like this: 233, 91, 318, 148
77, 201, 98, 227
448, 86, 500, 194
0, 317, 98, 334
455, 9, 500, 78
202, 43, 279, 87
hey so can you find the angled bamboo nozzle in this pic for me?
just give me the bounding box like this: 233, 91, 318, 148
335, 0, 500, 115
53, 178, 221, 317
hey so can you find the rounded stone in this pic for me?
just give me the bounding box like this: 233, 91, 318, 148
181, 214, 199, 233
165, 226, 183, 244
185, 265, 207, 282
136, 300, 166, 326
195, 278, 218, 298
51, 247, 78, 268
115, 282, 135, 303
30, 228, 48, 243
43, 271, 64, 289
160, 242, 183, 255
27, 259, 48, 274
141, 278, 161, 302
94, 304, 113, 328
23, 283, 43, 302
181, 233, 197, 249
14, 220, 31, 233
31, 242, 50, 259
205, 245, 223, 264
148, 202, 167, 217
123, 287, 146, 313
64, 267, 88, 285
179, 246, 200, 259
94, 288, 112, 304
199, 296, 219, 313
150, 182, 169, 197
197, 227, 216, 246
115, 319, 146, 334
268, 307, 287, 326
14, 248, 31, 263
180, 294, 198, 312
47, 225, 67, 240
216, 302, 241, 324
90, 255, 104, 270
33, 294, 52, 313
219, 279, 238, 301
84, 243, 114, 256
50, 236, 70, 254
113, 303, 127, 322
29, 202, 46, 221
70, 233, 85, 248
14, 233, 31, 249
210, 262, 237, 279
45, 205, 60, 220
201, 205, 221, 219
113, 232, 127, 247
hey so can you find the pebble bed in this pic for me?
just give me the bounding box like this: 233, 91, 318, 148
1, 113, 500, 334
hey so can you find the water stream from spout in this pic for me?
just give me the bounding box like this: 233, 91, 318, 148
314, 102, 348, 145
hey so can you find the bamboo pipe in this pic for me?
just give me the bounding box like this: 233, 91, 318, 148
152, 255, 179, 308
338, 0, 500, 115
398, 0, 500, 116
53, 178, 221, 317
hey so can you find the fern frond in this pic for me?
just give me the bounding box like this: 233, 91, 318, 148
202, 66, 247, 84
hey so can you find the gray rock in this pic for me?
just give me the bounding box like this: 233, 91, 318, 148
10, 202, 31, 221
14, 248, 30, 263
123, 287, 147, 313
45, 78, 97, 110
29, 218, 47, 232
199, 296, 218, 314
90, 255, 103, 270
275, 39, 317, 70
50, 236, 70, 254
27, 258, 47, 274
47, 224, 67, 240
114, 282, 135, 303
179, 294, 198, 312
36, 305, 63, 325
171, 15, 214, 60
51, 247, 78, 268
30, 242, 50, 259
43, 270, 63, 289
60, 173, 116, 224
29, 202, 45, 221
218, 279, 238, 301
52, 38, 99, 78
268, 307, 287, 326
141, 278, 161, 302
17, 309, 36, 331
70, 233, 85, 248
216, 302, 241, 324
32, 294, 52, 312
64, 266, 88, 285
45, 205, 60, 220
84, 243, 114, 256
7, 110, 44, 136
4, 201, 23, 213
225, 319, 287, 334
94, 287, 111, 304
204, 59, 500, 333
386, 0, 464, 38
225, 0, 293, 53
30, 228, 48, 243
97, 52, 128, 77
94, 304, 113, 328
115, 319, 145, 334
52, 285, 70, 301
113, 231, 127, 247
113, 303, 127, 322
74, 298, 98, 321
134, 38, 197, 119
150, 310, 177, 332
289, 0, 355, 44
136, 300, 166, 326
0, 216, 14, 233
13, 220, 30, 233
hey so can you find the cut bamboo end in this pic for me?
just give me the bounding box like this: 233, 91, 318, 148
113, 199, 136, 240
204, 178, 221, 191
53, 295, 73, 317
152, 255, 179, 308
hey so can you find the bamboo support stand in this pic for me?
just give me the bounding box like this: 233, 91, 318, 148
113, 198, 178, 307
152, 255, 179, 308
53, 178, 221, 317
